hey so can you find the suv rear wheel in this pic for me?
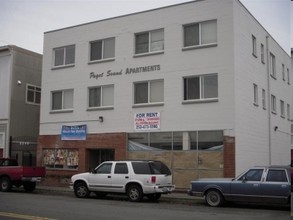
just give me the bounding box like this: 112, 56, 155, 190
127, 185, 143, 202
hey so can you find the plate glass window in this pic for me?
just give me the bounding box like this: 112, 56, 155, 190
26, 84, 41, 104
280, 100, 285, 117
269, 53, 276, 78
134, 80, 164, 104
90, 38, 115, 61
253, 84, 258, 106
135, 29, 164, 54
88, 85, 114, 108
52, 89, 73, 110
271, 94, 276, 113
252, 35, 257, 57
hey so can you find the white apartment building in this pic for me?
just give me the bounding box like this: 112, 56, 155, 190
0, 45, 42, 165
39, 0, 291, 188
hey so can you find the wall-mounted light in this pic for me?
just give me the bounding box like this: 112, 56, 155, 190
274, 126, 278, 131
98, 116, 103, 123
17, 80, 22, 85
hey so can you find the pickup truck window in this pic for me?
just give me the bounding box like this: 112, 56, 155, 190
96, 163, 112, 174
266, 169, 287, 182
114, 163, 128, 174
0, 159, 18, 166
240, 169, 263, 181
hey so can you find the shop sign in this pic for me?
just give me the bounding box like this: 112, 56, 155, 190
134, 112, 160, 131
61, 124, 87, 140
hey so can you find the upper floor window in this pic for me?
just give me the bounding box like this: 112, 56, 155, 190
88, 85, 114, 108
26, 84, 41, 105
134, 79, 164, 105
271, 94, 276, 114
262, 89, 266, 109
90, 38, 115, 62
51, 89, 73, 111
280, 100, 285, 118
53, 45, 75, 67
252, 35, 257, 57
0, 133, 4, 148
287, 68, 290, 85
183, 73, 218, 102
135, 29, 164, 55
269, 53, 276, 78
253, 84, 258, 106
287, 104, 291, 120
183, 20, 217, 48
260, 43, 265, 63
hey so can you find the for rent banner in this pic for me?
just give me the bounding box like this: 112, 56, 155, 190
61, 124, 87, 140
134, 112, 160, 131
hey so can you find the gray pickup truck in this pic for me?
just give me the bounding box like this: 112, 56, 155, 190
188, 165, 291, 207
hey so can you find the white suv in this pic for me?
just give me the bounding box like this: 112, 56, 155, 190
70, 160, 175, 202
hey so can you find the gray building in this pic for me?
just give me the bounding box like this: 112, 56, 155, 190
0, 45, 42, 165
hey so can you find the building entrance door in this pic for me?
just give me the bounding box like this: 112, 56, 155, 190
88, 149, 114, 171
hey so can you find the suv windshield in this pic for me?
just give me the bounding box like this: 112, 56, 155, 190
132, 161, 171, 175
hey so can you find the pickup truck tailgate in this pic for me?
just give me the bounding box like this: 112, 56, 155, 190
22, 166, 46, 177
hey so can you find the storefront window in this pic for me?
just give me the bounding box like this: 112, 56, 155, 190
43, 149, 79, 169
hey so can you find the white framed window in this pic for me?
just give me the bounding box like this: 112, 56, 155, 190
271, 94, 276, 114
0, 133, 5, 148
135, 29, 164, 55
280, 100, 285, 118
262, 89, 266, 109
88, 85, 114, 108
26, 84, 41, 105
282, 64, 285, 81
51, 89, 73, 111
90, 38, 115, 62
269, 53, 276, 78
183, 73, 218, 102
287, 104, 290, 120
260, 43, 265, 63
183, 20, 217, 48
287, 68, 290, 85
253, 84, 258, 106
53, 45, 75, 67
134, 79, 164, 105
252, 35, 257, 57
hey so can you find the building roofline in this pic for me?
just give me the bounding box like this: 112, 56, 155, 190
0, 45, 42, 57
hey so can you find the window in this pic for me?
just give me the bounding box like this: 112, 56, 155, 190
134, 80, 164, 105
253, 84, 258, 106
252, 35, 257, 57
183, 74, 218, 102
262, 89, 266, 109
26, 84, 41, 104
114, 163, 128, 174
88, 85, 114, 108
287, 104, 290, 120
287, 68, 290, 84
271, 94, 276, 114
53, 45, 75, 67
183, 20, 217, 48
96, 163, 112, 174
260, 43, 265, 63
0, 133, 4, 148
282, 64, 285, 81
266, 170, 287, 182
135, 29, 164, 55
43, 149, 78, 170
90, 38, 115, 61
269, 53, 276, 78
51, 89, 73, 111
240, 169, 263, 181
280, 100, 285, 118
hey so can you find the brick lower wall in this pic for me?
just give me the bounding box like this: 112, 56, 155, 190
223, 136, 235, 178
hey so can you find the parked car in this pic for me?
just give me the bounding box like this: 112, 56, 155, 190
0, 158, 46, 192
188, 165, 291, 207
70, 160, 175, 202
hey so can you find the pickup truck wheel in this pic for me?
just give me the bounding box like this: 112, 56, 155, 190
205, 189, 224, 207
0, 177, 12, 192
74, 182, 90, 198
147, 193, 161, 201
23, 182, 36, 192
127, 185, 143, 202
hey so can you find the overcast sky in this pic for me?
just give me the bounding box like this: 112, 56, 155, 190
0, 0, 292, 55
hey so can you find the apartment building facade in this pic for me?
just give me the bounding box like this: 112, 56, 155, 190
0, 45, 42, 165
39, 0, 291, 188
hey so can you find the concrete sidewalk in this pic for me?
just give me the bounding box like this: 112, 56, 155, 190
35, 186, 203, 204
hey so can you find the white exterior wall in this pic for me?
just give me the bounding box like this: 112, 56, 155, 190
40, 0, 235, 135
233, 1, 291, 174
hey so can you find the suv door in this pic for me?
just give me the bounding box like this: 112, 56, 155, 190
88, 162, 113, 192
260, 168, 290, 204
111, 162, 130, 193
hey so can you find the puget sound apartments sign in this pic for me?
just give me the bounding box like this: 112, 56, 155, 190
90, 64, 160, 80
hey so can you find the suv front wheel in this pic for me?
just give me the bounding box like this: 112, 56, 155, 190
74, 182, 90, 198
127, 185, 143, 202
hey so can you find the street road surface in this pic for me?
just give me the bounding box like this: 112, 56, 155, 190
0, 191, 290, 220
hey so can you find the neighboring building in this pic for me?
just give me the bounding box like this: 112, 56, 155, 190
291, 48, 293, 159
39, 0, 291, 188
0, 45, 42, 165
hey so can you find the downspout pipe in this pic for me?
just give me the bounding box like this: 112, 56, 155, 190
266, 36, 272, 165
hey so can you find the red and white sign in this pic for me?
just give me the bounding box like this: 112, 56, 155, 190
134, 112, 160, 131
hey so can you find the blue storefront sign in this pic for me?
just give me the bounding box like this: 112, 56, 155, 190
61, 124, 87, 140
